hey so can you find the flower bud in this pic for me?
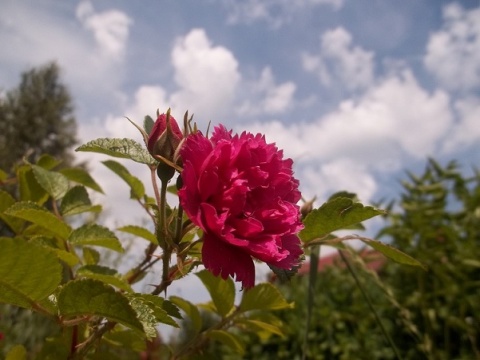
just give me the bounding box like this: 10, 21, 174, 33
147, 113, 183, 161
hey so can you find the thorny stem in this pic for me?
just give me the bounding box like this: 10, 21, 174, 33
126, 251, 162, 285
174, 204, 184, 244
71, 321, 116, 360
151, 166, 162, 215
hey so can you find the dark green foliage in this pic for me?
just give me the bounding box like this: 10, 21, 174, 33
378, 159, 480, 359
0, 62, 77, 173
241, 159, 480, 359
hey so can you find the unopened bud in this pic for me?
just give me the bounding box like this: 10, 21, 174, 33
147, 113, 183, 161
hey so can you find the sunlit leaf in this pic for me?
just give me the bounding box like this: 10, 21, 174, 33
0, 238, 62, 310
60, 185, 101, 216
60, 167, 104, 193
5, 201, 71, 239
17, 166, 48, 204
300, 197, 385, 242
58, 279, 144, 333
359, 238, 426, 270
68, 224, 123, 252
118, 225, 156, 244
76, 138, 156, 165
31, 165, 69, 200
239, 283, 293, 312
76, 265, 132, 292
196, 269, 235, 317
128, 294, 179, 329
83, 247, 100, 265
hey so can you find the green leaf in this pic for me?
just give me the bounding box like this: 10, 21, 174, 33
128, 294, 179, 329
77, 265, 132, 292
144, 115, 155, 135
126, 296, 158, 339
33, 236, 80, 266
60, 185, 102, 216
300, 197, 386, 242
162, 299, 182, 319
103, 328, 147, 352
169, 296, 202, 334
267, 263, 301, 283
237, 318, 285, 339
118, 225, 156, 244
359, 238, 426, 270
5, 201, 71, 239
239, 283, 293, 312
76, 138, 156, 165
6, 344, 27, 360
0, 168, 8, 181
68, 224, 123, 252
36, 154, 62, 170
60, 167, 104, 193
57, 279, 144, 333
31, 165, 69, 200
102, 160, 145, 200
17, 166, 48, 204
196, 269, 235, 317
207, 330, 245, 355
0, 238, 62, 310
0, 189, 25, 234
83, 247, 100, 265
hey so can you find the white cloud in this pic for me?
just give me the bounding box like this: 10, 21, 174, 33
169, 28, 240, 122
424, 3, 480, 92
302, 159, 377, 203
247, 69, 453, 202
302, 27, 375, 91
221, 0, 344, 28
236, 67, 296, 116
443, 95, 480, 153
76, 0, 132, 60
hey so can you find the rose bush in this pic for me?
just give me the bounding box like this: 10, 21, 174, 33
178, 125, 304, 288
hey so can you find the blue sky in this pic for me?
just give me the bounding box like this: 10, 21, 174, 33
1, 0, 480, 302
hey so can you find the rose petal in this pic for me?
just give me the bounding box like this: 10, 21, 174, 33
202, 233, 255, 289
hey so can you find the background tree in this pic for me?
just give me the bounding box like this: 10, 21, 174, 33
0, 62, 78, 174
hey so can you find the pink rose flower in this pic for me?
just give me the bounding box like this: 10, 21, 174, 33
147, 113, 183, 160
178, 125, 303, 289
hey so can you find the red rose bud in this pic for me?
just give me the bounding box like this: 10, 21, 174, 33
147, 113, 184, 161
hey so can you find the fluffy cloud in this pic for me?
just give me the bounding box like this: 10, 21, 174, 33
220, 0, 344, 28
76, 0, 132, 60
169, 29, 240, 122
443, 96, 480, 153
248, 69, 453, 202
424, 3, 480, 92
302, 27, 375, 92
236, 67, 296, 116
